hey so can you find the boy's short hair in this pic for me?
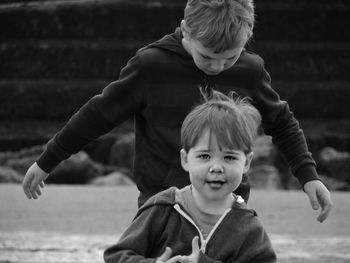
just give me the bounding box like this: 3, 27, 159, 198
181, 89, 261, 153
184, 0, 255, 52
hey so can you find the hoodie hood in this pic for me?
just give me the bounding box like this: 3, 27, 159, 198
136, 186, 251, 219
138, 27, 190, 58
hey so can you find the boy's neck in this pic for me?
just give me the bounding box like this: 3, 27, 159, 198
191, 186, 234, 215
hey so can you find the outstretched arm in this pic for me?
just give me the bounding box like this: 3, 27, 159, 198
252, 57, 332, 221
22, 54, 145, 200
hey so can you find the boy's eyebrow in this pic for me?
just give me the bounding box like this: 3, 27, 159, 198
198, 51, 237, 60
194, 149, 210, 152
223, 150, 240, 155
194, 149, 240, 154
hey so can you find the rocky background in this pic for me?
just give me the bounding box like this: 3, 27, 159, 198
0, 0, 350, 190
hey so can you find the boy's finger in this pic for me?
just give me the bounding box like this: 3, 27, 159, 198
23, 188, 32, 199
157, 247, 172, 261
30, 177, 43, 193
307, 191, 319, 210
22, 175, 33, 199
36, 187, 42, 196
192, 236, 200, 252
167, 255, 182, 263
30, 184, 39, 199
317, 202, 332, 223
31, 190, 38, 199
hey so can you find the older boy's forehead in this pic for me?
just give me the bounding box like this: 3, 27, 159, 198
196, 41, 243, 59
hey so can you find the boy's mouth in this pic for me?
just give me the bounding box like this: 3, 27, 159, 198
206, 180, 226, 188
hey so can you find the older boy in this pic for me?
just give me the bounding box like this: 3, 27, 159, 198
23, 0, 332, 222
104, 90, 276, 263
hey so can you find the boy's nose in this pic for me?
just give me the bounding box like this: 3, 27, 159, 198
209, 165, 224, 173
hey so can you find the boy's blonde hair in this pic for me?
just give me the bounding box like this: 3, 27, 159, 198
181, 89, 261, 153
184, 0, 255, 52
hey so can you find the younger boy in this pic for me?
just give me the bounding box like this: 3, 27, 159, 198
23, 0, 332, 222
104, 90, 276, 263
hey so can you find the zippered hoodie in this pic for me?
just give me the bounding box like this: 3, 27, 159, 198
37, 28, 319, 206
104, 187, 277, 263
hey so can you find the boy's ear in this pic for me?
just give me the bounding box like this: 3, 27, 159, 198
180, 20, 190, 40
243, 152, 254, 174
180, 149, 189, 172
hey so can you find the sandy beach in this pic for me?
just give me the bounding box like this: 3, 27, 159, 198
1, 184, 349, 263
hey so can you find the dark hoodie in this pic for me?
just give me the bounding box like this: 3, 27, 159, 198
37, 28, 319, 206
103, 186, 277, 263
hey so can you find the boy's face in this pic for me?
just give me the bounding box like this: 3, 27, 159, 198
180, 129, 253, 202
182, 36, 244, 75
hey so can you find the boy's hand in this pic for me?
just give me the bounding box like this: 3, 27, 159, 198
179, 236, 200, 263
22, 162, 48, 200
304, 180, 333, 223
156, 247, 182, 263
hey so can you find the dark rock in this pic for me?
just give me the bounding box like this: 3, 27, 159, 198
89, 170, 135, 186
319, 174, 350, 191
247, 164, 283, 189
0, 166, 23, 183
252, 135, 293, 189
0, 144, 44, 173
316, 147, 350, 184
109, 133, 135, 172
46, 151, 108, 184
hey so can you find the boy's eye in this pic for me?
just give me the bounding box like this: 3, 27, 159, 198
224, 156, 237, 161
201, 54, 211, 60
198, 154, 210, 160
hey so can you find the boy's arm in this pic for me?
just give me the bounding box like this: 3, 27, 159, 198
22, 55, 146, 199
253, 60, 316, 184
233, 217, 277, 263
104, 205, 173, 263
252, 57, 332, 221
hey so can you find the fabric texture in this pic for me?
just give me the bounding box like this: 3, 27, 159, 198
103, 187, 277, 263
37, 27, 319, 206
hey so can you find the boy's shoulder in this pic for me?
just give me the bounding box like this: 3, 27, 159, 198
137, 187, 178, 214
230, 199, 269, 232
137, 45, 173, 61
231, 196, 265, 224
133, 45, 183, 73
236, 49, 265, 73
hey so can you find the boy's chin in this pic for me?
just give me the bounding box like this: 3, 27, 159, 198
202, 69, 222, 75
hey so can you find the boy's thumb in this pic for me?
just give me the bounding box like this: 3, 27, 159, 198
307, 192, 319, 210
158, 247, 172, 261
192, 236, 200, 252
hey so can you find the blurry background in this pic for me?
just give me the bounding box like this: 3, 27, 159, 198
0, 0, 350, 262
0, 0, 349, 190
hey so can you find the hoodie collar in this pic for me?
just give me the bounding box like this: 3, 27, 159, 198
138, 27, 191, 58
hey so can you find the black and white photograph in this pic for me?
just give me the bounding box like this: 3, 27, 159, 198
0, 0, 349, 262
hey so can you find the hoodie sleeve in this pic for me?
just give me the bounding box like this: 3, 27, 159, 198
252, 56, 319, 186
232, 216, 277, 263
104, 204, 171, 263
37, 54, 146, 173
